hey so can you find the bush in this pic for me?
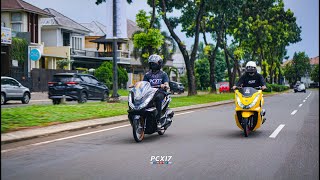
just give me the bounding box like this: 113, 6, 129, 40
266, 83, 289, 92
95, 62, 128, 89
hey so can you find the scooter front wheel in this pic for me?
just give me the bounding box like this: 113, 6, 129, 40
132, 117, 145, 142
242, 118, 249, 137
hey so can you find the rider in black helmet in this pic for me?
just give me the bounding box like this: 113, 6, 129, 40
143, 54, 169, 130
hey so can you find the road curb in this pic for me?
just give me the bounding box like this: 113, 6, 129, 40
0, 93, 280, 143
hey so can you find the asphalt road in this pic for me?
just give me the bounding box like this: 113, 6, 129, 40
1, 90, 319, 180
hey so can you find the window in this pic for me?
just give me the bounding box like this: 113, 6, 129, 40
80, 76, 91, 83
11, 13, 22, 22
8, 79, 19, 86
11, 23, 21, 32
63, 32, 70, 46
89, 77, 99, 84
72, 37, 83, 50
11, 12, 22, 32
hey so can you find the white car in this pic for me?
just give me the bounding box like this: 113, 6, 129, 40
1, 76, 31, 105
294, 83, 306, 93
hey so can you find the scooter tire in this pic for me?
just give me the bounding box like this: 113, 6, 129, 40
158, 129, 166, 135
132, 118, 145, 142
242, 118, 249, 137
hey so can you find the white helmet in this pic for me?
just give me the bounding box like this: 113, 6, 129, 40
245, 61, 257, 74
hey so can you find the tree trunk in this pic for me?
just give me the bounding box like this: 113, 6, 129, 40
269, 60, 274, 84
203, 31, 220, 94
160, 0, 205, 96
224, 45, 232, 88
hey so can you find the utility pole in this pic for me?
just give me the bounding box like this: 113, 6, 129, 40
111, 0, 119, 100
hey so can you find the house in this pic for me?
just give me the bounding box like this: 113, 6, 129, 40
1, 0, 52, 79
40, 8, 92, 70
282, 56, 319, 87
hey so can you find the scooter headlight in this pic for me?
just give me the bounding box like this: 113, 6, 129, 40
247, 94, 259, 109
236, 94, 259, 109
236, 94, 246, 108
137, 95, 153, 110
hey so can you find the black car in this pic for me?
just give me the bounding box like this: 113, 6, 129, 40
48, 73, 109, 104
169, 81, 185, 94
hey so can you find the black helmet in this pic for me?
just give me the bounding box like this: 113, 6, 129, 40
148, 54, 163, 71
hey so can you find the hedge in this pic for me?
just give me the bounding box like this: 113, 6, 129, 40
265, 83, 289, 92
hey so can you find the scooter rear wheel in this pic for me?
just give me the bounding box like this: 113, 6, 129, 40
158, 128, 166, 135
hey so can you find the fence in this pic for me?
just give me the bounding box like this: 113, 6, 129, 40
30, 68, 83, 92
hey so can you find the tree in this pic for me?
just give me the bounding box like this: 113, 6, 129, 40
163, 66, 178, 81
195, 58, 210, 90
95, 62, 128, 89
311, 64, 319, 83
158, 0, 205, 96
284, 52, 311, 84
132, 10, 176, 70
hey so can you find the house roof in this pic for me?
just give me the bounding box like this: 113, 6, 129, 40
310, 56, 319, 65
41, 8, 91, 33
127, 19, 141, 39
1, 0, 52, 17
282, 56, 319, 67
81, 19, 140, 38
81, 21, 107, 36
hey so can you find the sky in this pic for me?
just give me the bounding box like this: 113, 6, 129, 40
25, 0, 319, 59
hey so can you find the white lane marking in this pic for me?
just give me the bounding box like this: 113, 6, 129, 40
303, 100, 306, 102
2, 111, 196, 153
291, 110, 298, 115
2, 124, 131, 153
299, 104, 303, 107
269, 124, 285, 138
176, 111, 195, 116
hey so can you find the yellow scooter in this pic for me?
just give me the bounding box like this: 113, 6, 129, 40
234, 86, 266, 137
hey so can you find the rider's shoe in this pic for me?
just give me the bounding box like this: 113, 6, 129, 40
261, 109, 266, 116
262, 117, 266, 124
157, 121, 162, 130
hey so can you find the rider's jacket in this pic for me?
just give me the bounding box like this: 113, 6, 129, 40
143, 70, 169, 87
236, 73, 266, 88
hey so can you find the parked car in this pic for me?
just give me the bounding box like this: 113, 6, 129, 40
169, 81, 185, 94
218, 82, 230, 93
1, 76, 31, 105
48, 73, 109, 104
294, 83, 306, 93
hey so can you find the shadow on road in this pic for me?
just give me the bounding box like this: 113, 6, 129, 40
212, 130, 265, 139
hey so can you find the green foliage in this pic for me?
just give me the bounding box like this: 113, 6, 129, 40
266, 83, 289, 92
163, 66, 178, 80
180, 74, 188, 89
195, 58, 210, 90
9, 37, 28, 63
95, 62, 128, 89
133, 28, 163, 49
311, 64, 319, 83
287, 52, 311, 83
56, 59, 71, 69
132, 10, 176, 68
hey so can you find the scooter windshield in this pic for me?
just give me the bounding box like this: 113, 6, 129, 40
131, 81, 155, 101
239, 87, 258, 97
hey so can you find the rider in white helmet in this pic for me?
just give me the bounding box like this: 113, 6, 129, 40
143, 54, 170, 130
232, 61, 267, 123
232, 61, 266, 90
